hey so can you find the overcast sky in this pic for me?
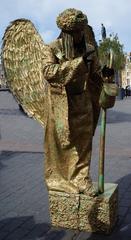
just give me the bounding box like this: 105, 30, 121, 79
0, 0, 130, 52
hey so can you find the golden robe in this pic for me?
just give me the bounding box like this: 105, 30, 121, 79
42, 39, 102, 194
2, 18, 116, 195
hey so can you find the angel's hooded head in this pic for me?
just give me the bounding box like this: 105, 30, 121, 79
56, 8, 88, 32
56, 8, 88, 60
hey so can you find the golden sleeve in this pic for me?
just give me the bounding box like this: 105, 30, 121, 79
42, 45, 87, 85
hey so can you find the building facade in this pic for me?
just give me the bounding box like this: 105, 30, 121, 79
121, 53, 131, 89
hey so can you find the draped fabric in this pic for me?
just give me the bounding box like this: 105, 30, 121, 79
42, 38, 102, 194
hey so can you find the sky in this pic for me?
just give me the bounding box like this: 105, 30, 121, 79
0, 0, 131, 53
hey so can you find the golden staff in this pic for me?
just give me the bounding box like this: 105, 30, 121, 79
98, 49, 114, 194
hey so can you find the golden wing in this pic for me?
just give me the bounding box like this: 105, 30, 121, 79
2, 19, 50, 127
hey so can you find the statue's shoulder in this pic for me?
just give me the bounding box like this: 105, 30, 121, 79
85, 25, 97, 49
49, 39, 64, 60
50, 39, 62, 51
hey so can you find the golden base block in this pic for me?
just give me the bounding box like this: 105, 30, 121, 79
49, 183, 118, 234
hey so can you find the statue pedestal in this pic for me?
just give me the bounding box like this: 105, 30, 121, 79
49, 183, 118, 234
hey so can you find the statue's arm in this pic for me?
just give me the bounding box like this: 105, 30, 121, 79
42, 45, 87, 85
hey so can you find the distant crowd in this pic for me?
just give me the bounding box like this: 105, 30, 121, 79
120, 86, 131, 99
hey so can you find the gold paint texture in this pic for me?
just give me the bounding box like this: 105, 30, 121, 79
2, 19, 50, 127
42, 37, 102, 194
49, 183, 118, 233
2, 18, 116, 196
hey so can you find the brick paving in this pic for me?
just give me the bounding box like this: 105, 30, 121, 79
0, 91, 131, 239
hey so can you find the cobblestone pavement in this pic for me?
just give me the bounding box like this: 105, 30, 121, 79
0, 92, 131, 240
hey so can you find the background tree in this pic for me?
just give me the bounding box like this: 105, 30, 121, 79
98, 34, 125, 71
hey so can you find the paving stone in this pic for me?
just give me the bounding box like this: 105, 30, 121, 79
38, 227, 67, 240
118, 206, 129, 216
119, 199, 131, 207
0, 231, 9, 240
22, 223, 50, 239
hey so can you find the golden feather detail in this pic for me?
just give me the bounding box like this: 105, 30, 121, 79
2, 19, 50, 127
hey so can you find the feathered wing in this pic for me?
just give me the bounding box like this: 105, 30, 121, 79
2, 19, 50, 127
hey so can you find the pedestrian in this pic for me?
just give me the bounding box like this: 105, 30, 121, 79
121, 87, 125, 99
125, 86, 129, 97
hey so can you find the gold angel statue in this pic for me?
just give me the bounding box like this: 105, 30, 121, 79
2, 9, 117, 196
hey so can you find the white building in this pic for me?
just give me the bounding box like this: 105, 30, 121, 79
121, 53, 131, 88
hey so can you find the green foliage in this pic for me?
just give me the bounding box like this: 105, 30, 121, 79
98, 35, 125, 70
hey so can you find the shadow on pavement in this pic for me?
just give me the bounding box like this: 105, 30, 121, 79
0, 151, 19, 161
97, 109, 131, 125
0, 108, 27, 116
0, 151, 24, 170
0, 161, 5, 170
0, 151, 43, 171
0, 216, 49, 239
106, 110, 131, 124
0, 216, 66, 240
0, 151, 19, 170
0, 151, 42, 161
